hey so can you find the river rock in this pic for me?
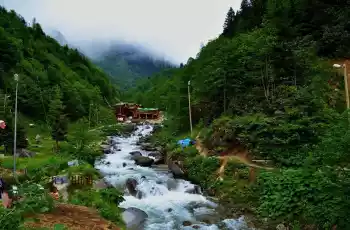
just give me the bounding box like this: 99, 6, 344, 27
185, 185, 202, 194
126, 178, 138, 197
148, 152, 164, 164
133, 156, 154, 167
166, 179, 178, 190
168, 161, 185, 179
129, 151, 142, 157
140, 143, 156, 151
100, 144, 111, 154
16, 149, 36, 158
122, 207, 148, 230
93, 179, 109, 190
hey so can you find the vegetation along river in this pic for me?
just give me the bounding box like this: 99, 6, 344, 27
95, 124, 252, 230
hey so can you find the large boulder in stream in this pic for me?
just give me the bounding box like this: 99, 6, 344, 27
129, 151, 142, 157
122, 207, 148, 230
185, 185, 202, 194
100, 144, 111, 154
140, 143, 156, 151
125, 178, 138, 197
133, 156, 154, 167
168, 161, 185, 179
166, 179, 178, 190
148, 152, 164, 164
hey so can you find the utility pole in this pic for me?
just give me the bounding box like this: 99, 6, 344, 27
188, 80, 193, 136
13, 73, 19, 177
224, 73, 227, 113
344, 64, 349, 109
333, 63, 349, 109
88, 102, 92, 129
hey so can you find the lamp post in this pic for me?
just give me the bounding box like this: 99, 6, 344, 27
333, 63, 349, 109
13, 73, 19, 176
3, 94, 10, 114
188, 80, 193, 136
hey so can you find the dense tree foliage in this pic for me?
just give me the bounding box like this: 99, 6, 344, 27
0, 7, 118, 122
127, 0, 349, 166
128, 1, 350, 228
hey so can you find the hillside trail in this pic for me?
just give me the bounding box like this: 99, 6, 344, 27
194, 133, 274, 180
24, 203, 121, 230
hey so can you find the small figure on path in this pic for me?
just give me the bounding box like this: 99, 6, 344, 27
0, 177, 11, 208
35, 134, 41, 144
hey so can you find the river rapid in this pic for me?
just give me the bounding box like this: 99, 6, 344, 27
95, 124, 251, 230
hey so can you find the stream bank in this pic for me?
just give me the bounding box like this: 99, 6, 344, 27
95, 124, 252, 230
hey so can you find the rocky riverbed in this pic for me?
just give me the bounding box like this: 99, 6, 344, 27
95, 124, 252, 230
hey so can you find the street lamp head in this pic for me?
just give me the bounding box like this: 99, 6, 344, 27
333, 63, 345, 68
14, 74, 19, 81
188, 80, 191, 86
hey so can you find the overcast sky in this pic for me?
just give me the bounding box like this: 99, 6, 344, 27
0, 0, 241, 63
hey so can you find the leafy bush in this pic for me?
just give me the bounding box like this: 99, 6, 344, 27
13, 182, 55, 215
99, 188, 125, 205
258, 167, 350, 228
184, 156, 220, 188
0, 182, 55, 230
0, 207, 22, 230
67, 120, 103, 164
66, 163, 101, 180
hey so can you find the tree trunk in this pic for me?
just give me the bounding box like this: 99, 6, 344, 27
55, 140, 59, 152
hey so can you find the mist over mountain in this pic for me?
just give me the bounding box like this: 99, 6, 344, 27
48, 30, 175, 88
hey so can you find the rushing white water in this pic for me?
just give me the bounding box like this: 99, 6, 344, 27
95, 125, 251, 230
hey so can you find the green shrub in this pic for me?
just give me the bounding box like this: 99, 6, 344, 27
65, 163, 100, 180
13, 182, 55, 215
184, 156, 220, 188
0, 207, 22, 230
258, 167, 350, 228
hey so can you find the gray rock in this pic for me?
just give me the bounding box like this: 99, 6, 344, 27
148, 152, 164, 164
133, 156, 154, 167
16, 149, 36, 158
185, 185, 202, 194
122, 207, 148, 230
125, 178, 138, 197
129, 151, 142, 157
166, 179, 178, 190
93, 179, 109, 190
140, 143, 156, 151
168, 161, 185, 179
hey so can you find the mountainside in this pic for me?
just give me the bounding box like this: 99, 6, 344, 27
0, 7, 118, 121
128, 1, 350, 228
91, 43, 174, 88
48, 30, 174, 88
48, 29, 68, 46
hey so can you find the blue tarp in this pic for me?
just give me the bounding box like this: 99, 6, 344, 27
177, 138, 194, 148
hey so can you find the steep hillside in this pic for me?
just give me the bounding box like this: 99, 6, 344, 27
93, 43, 174, 88
0, 7, 118, 121
129, 0, 350, 228
48, 31, 174, 88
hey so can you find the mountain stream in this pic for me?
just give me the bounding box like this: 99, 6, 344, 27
95, 125, 251, 230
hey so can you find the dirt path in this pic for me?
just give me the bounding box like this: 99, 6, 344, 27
194, 135, 274, 180
24, 203, 121, 230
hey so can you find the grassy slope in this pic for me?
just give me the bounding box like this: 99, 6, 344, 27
0, 120, 126, 230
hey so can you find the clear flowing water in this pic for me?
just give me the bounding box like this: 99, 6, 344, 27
95, 125, 250, 230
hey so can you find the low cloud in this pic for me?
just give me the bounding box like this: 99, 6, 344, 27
0, 0, 241, 63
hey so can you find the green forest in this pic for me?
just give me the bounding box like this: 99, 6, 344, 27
126, 0, 350, 229
0, 7, 118, 122
1, 0, 350, 229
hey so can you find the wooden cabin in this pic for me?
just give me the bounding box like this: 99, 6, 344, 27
113, 103, 160, 121
135, 108, 160, 120
114, 103, 141, 121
